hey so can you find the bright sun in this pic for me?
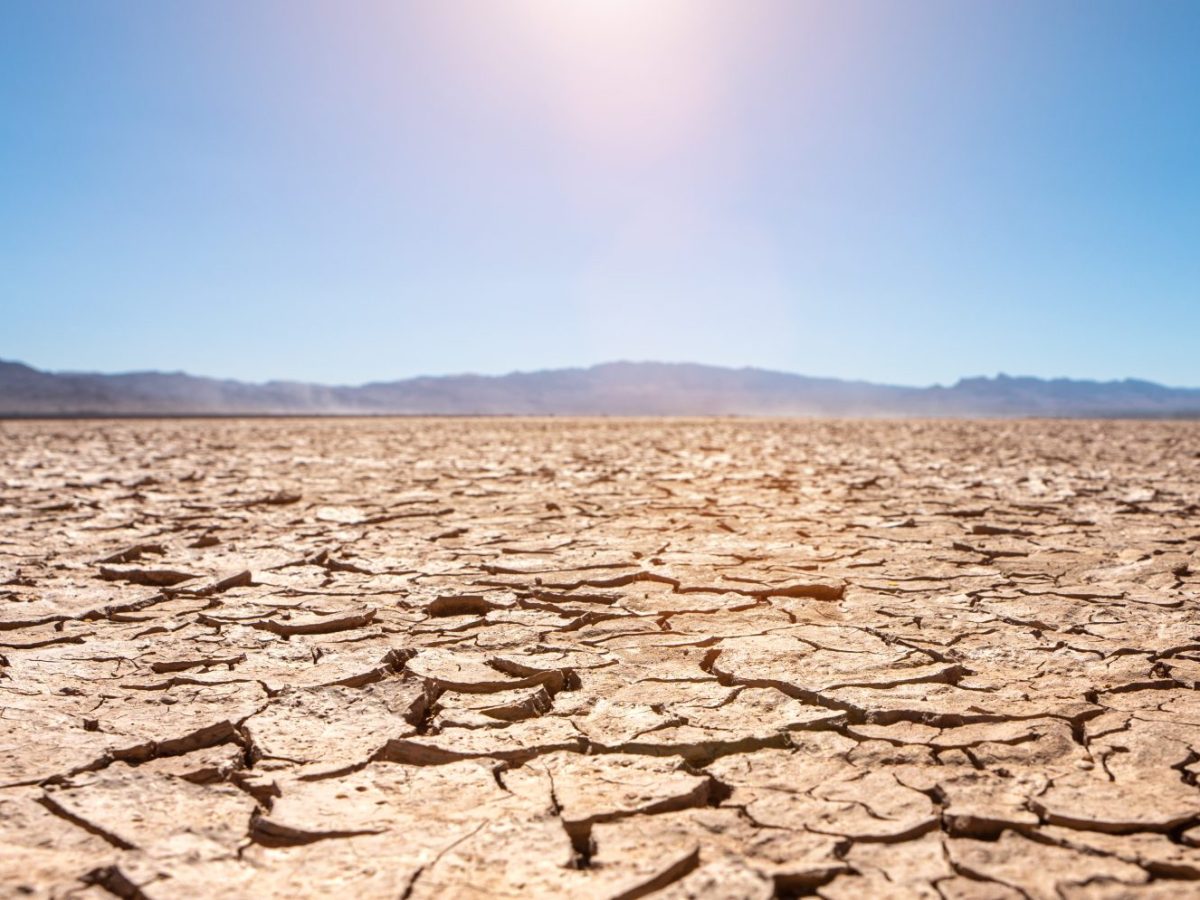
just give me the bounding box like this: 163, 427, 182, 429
513, 0, 726, 162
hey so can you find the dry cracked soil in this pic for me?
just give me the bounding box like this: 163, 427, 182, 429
2, 417, 1199, 900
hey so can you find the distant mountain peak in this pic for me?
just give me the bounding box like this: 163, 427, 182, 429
1, 359, 1198, 418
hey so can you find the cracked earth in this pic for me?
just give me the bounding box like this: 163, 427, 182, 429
2, 418, 1199, 899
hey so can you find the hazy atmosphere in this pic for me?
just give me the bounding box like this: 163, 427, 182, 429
3, 1, 1198, 385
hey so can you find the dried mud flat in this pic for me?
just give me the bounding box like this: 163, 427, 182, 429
2, 417, 1199, 900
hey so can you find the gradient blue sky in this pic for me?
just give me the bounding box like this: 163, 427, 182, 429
2, 1, 1198, 386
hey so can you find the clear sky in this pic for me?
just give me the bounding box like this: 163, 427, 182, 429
2, 1, 1198, 387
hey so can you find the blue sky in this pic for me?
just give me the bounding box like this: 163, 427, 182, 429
2, 1, 1198, 386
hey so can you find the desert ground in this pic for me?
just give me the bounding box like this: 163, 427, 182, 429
1, 417, 1198, 899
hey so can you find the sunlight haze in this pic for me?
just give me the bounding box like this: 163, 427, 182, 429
2, 1, 1197, 385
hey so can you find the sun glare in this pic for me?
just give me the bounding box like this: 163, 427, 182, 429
511, 0, 729, 164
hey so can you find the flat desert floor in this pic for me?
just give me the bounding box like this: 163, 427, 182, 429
2, 418, 1199, 899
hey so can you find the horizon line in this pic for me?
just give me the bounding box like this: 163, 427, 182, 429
4, 356, 1199, 393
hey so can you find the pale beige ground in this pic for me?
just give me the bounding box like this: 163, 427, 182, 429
1, 418, 1199, 899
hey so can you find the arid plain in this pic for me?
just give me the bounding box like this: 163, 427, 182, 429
2, 418, 1199, 899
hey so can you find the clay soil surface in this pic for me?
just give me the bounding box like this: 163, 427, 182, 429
2, 417, 1199, 899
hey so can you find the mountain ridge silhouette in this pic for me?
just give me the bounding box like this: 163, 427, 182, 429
3, 359, 1199, 417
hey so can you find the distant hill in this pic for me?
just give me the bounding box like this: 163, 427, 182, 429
2, 359, 1199, 418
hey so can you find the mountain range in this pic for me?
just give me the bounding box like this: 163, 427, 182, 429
2, 358, 1199, 418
